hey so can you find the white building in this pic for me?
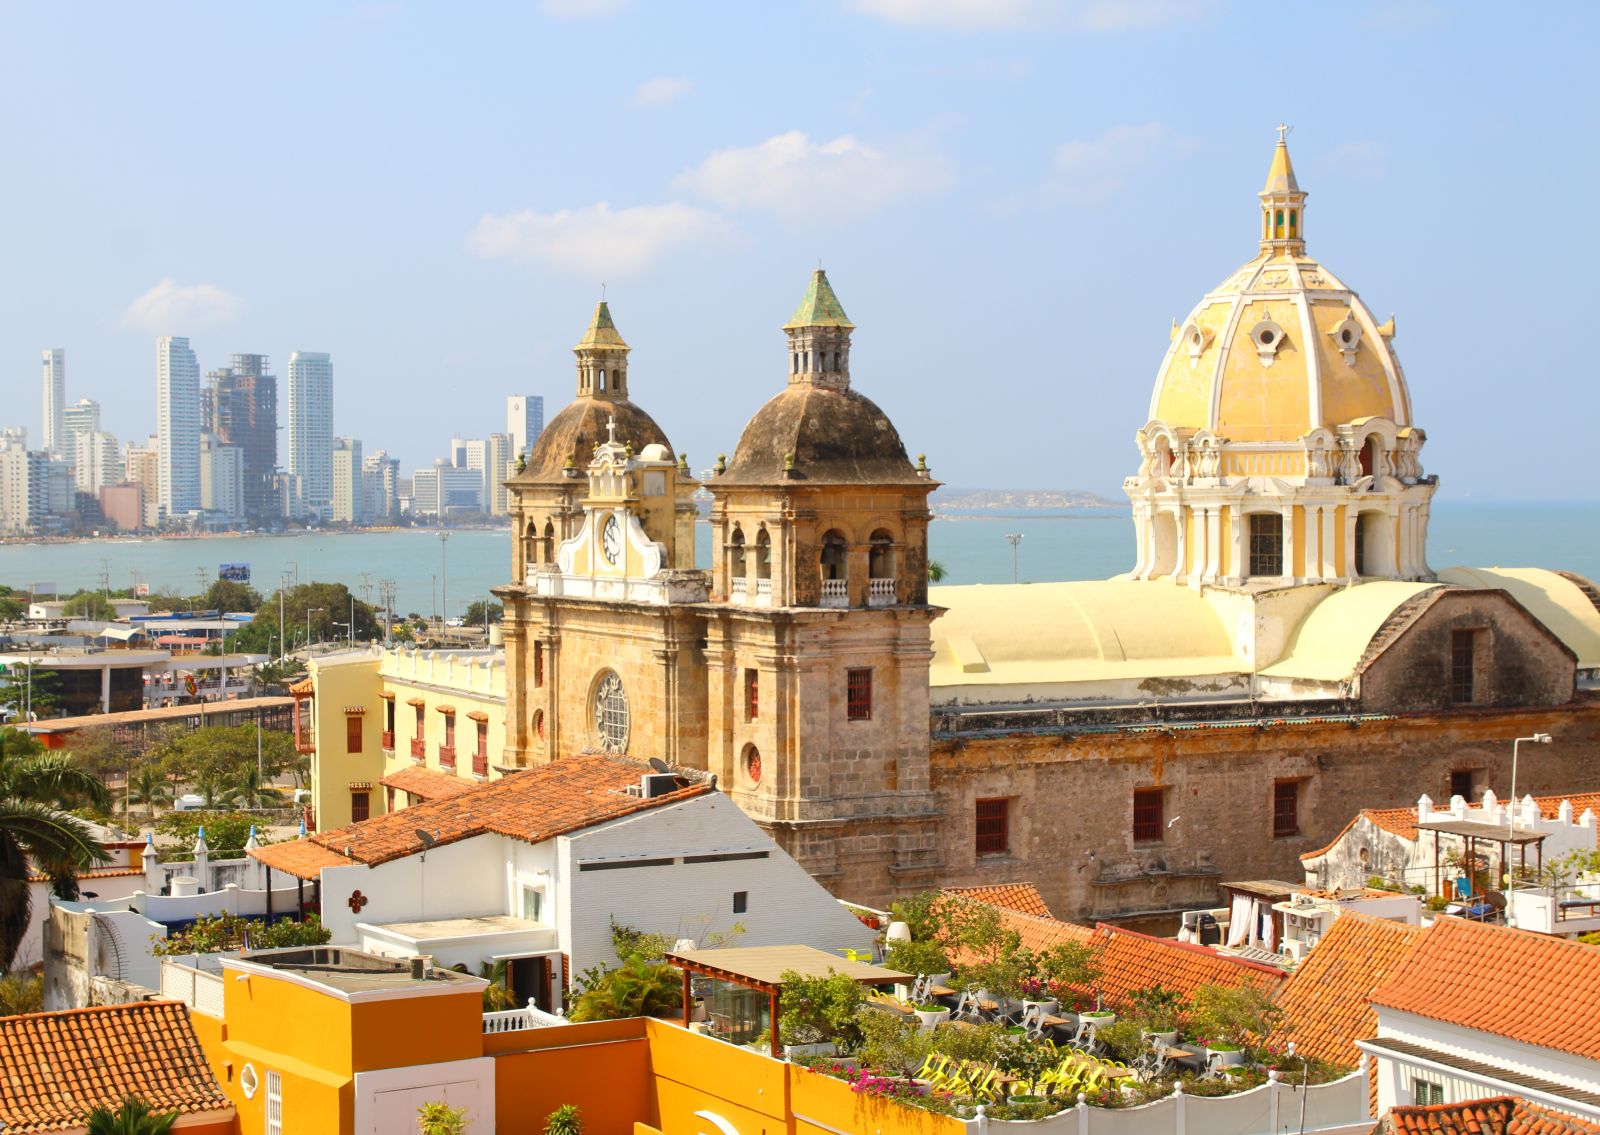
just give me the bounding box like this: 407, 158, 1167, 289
287, 350, 333, 518
40, 349, 65, 456
252, 754, 875, 1014
199, 433, 244, 520
0, 440, 47, 533
485, 432, 513, 516
61, 397, 99, 460
156, 336, 201, 518
507, 394, 543, 459
1361, 916, 1600, 1125
74, 429, 121, 495
332, 437, 364, 524
410, 461, 483, 517
362, 451, 399, 521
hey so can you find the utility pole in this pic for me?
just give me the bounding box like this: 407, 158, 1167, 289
1005, 533, 1024, 584
438, 530, 450, 623
379, 579, 396, 645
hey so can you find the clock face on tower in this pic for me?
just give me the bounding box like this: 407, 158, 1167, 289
602, 515, 622, 565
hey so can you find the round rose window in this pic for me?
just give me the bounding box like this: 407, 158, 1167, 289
744, 744, 762, 785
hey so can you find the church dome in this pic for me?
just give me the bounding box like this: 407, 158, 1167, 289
1148, 137, 1412, 442
512, 301, 673, 483
719, 269, 920, 487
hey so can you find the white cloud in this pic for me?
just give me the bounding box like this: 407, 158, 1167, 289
1047, 123, 1197, 207
537, 0, 631, 18
675, 130, 952, 224
846, 0, 1211, 31
631, 75, 693, 108
119, 278, 245, 333
465, 202, 728, 278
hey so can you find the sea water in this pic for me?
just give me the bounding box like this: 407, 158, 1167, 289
1, 500, 1596, 619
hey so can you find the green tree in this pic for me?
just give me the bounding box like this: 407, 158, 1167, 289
0, 587, 22, 623
463, 600, 503, 626
156, 811, 263, 858
927, 560, 947, 582
0, 665, 61, 719
85, 1095, 178, 1135
63, 592, 117, 621
0, 729, 110, 971
129, 764, 172, 818
202, 579, 261, 614
233, 583, 380, 654
776, 969, 865, 1047
566, 955, 683, 1022
0, 970, 43, 1016
155, 726, 295, 810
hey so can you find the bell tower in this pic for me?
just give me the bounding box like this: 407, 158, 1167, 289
703, 270, 944, 904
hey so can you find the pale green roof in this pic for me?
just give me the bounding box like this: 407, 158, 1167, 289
1260, 581, 1436, 682
783, 269, 854, 330
1436, 567, 1600, 669
575, 301, 629, 351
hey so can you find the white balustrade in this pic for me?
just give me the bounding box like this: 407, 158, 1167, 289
868, 578, 896, 606
820, 579, 848, 608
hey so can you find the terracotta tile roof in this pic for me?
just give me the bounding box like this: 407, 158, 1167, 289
942, 898, 1284, 1005
943, 883, 1054, 919
1377, 1095, 1600, 1135
1274, 912, 1425, 1100
1370, 916, 1600, 1061
0, 1001, 232, 1133
288, 677, 313, 696
1303, 792, 1600, 862
251, 838, 352, 880
26, 867, 145, 883
281, 754, 711, 871
380, 765, 480, 801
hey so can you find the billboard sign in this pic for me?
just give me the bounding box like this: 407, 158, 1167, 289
218, 563, 251, 583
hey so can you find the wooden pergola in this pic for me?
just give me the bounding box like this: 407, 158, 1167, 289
1418, 816, 1547, 910
666, 945, 909, 1059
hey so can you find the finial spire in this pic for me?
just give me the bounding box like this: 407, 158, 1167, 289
1258, 128, 1307, 253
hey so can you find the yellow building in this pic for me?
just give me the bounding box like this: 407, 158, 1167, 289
295, 647, 507, 831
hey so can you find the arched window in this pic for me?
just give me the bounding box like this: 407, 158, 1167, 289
791, 352, 798, 375
869, 530, 894, 579
820, 530, 847, 581
542, 520, 555, 563
1288, 210, 1297, 234
597, 368, 606, 392
755, 528, 772, 579
742, 743, 762, 786
1353, 515, 1367, 576
729, 527, 747, 578
532, 708, 544, 741
1360, 436, 1383, 479
525, 520, 540, 565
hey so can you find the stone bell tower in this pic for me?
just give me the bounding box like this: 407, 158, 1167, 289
702, 270, 944, 904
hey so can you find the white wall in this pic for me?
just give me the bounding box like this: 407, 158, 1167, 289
561, 793, 875, 972
1377, 1006, 1600, 1100
317, 836, 505, 943
18, 873, 146, 969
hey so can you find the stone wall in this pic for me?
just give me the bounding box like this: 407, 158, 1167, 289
926, 700, 1600, 922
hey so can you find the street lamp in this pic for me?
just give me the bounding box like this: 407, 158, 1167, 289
306, 607, 324, 652
1505, 731, 1553, 927
438, 531, 451, 623
1004, 533, 1024, 584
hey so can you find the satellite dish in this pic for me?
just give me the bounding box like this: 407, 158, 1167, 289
414, 828, 438, 849
648, 757, 671, 774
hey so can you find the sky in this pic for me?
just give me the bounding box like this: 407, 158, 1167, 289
1, 0, 1596, 499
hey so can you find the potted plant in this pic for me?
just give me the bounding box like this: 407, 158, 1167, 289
1187, 981, 1281, 1065
913, 1001, 950, 1029
1017, 975, 1057, 1017
418, 1101, 468, 1135
778, 970, 865, 1057
1128, 985, 1188, 1046
885, 936, 950, 985
542, 1104, 583, 1135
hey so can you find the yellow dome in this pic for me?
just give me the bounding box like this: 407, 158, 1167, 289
1148, 141, 1412, 442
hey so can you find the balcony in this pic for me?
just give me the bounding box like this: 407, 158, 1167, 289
473, 750, 488, 777
867, 577, 896, 607
380, 729, 395, 751
439, 744, 456, 769
820, 579, 848, 608
754, 578, 772, 603
410, 736, 425, 759
730, 578, 748, 601
294, 726, 314, 755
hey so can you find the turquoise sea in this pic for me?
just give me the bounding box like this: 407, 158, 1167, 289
1, 501, 1597, 620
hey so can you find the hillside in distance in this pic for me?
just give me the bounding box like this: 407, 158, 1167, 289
932, 487, 1122, 510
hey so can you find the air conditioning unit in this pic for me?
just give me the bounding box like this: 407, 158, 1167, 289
640, 773, 679, 799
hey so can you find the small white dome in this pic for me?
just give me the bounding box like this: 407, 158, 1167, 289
639, 443, 672, 462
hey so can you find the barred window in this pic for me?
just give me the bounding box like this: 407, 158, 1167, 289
1133, 788, 1164, 843
976, 798, 1009, 856
1273, 780, 1300, 838
846, 668, 872, 721
1248, 513, 1283, 577
745, 668, 759, 721
1450, 630, 1479, 704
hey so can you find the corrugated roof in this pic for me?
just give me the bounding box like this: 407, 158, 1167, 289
1370, 917, 1600, 1061
0, 1001, 232, 1133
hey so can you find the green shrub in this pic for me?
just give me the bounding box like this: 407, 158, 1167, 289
416, 1101, 467, 1135
542, 1104, 583, 1135
151, 913, 329, 956
778, 970, 864, 1047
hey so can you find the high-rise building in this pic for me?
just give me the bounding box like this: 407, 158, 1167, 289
204, 354, 278, 522
0, 434, 46, 533
507, 395, 544, 460
41, 350, 65, 456
99, 483, 143, 532
331, 437, 364, 524
156, 336, 201, 519
288, 351, 333, 518
124, 438, 161, 528
362, 451, 400, 521
61, 398, 100, 460
74, 430, 121, 495
410, 461, 483, 517
486, 432, 513, 515
199, 433, 245, 519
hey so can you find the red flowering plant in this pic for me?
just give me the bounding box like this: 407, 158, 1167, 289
1018, 976, 1052, 1001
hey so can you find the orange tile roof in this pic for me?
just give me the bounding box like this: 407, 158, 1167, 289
251, 838, 352, 880
0, 1001, 232, 1133
941, 898, 1284, 1006
271, 754, 711, 871
943, 883, 1054, 919
1378, 1095, 1600, 1135
1274, 911, 1426, 1113
380, 765, 479, 801
1370, 916, 1600, 1061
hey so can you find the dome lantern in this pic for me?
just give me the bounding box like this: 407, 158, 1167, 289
573, 300, 630, 401
782, 269, 854, 391
1259, 125, 1307, 255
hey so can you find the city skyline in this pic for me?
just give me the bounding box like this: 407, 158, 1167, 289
1, 3, 1594, 498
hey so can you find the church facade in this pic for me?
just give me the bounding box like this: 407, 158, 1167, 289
304, 136, 1600, 921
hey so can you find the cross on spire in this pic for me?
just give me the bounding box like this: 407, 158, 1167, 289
606, 415, 618, 445
1276, 123, 1292, 144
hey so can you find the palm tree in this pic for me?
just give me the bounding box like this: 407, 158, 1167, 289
928, 560, 948, 582
85, 1095, 178, 1135
220, 763, 284, 810
1, 731, 110, 972
129, 765, 172, 819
